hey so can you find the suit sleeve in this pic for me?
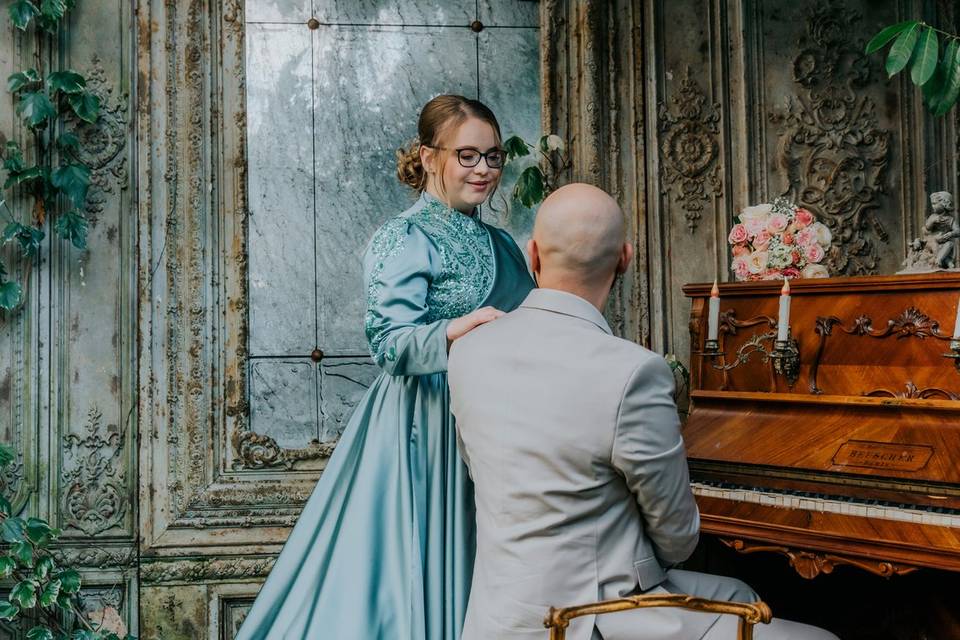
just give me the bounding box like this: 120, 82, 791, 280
363, 219, 451, 376
611, 355, 700, 565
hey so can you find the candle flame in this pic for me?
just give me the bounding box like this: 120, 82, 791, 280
781, 277, 790, 295
711, 279, 719, 298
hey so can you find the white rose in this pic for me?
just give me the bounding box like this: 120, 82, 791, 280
747, 250, 768, 274
813, 222, 832, 247
740, 203, 773, 223
802, 263, 829, 278
543, 134, 565, 152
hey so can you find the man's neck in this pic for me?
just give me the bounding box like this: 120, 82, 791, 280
534, 276, 611, 312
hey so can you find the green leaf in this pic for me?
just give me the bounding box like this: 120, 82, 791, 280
502, 135, 530, 161
67, 91, 100, 124
35, 555, 55, 581
0, 600, 19, 621
16, 92, 57, 128
3, 142, 25, 174
0, 283, 16, 309
0, 556, 16, 579
10, 580, 37, 609
911, 27, 939, 86
39, 0, 66, 21
8, 0, 40, 30
58, 132, 80, 150
512, 166, 546, 208
54, 210, 88, 250
886, 23, 920, 77
51, 163, 91, 207
7, 69, 41, 93
4, 164, 44, 190
71, 631, 97, 640
866, 20, 920, 54
0, 496, 11, 517
38, 578, 61, 608
25, 518, 57, 546
57, 568, 81, 594
0, 443, 15, 468
26, 627, 54, 640
935, 41, 960, 116
10, 540, 34, 566
3, 222, 45, 257
1, 516, 26, 543
46, 70, 85, 95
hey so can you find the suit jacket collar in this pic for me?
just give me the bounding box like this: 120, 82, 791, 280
520, 288, 613, 335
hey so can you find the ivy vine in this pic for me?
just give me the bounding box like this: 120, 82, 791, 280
1, 0, 99, 312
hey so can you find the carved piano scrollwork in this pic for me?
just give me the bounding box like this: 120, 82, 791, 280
811, 306, 953, 394
720, 538, 918, 580
715, 310, 778, 391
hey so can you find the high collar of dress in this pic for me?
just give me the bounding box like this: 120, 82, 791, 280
419, 191, 480, 220
519, 288, 612, 335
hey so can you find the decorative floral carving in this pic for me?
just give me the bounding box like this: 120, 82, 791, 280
231, 420, 337, 471
61, 406, 127, 535
770, 2, 890, 276
721, 538, 917, 579
842, 307, 949, 340
658, 66, 722, 232
864, 382, 960, 401
140, 556, 276, 584
65, 55, 128, 226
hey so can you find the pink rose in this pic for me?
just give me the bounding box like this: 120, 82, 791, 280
753, 230, 772, 249
728, 223, 748, 245
766, 213, 789, 234
782, 267, 801, 279
732, 243, 750, 257
795, 208, 814, 227
812, 222, 832, 247
796, 227, 817, 248
732, 256, 750, 280
782, 232, 794, 245
743, 216, 767, 239
804, 243, 825, 263
761, 270, 782, 280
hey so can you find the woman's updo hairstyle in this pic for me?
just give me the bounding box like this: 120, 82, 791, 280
396, 94, 503, 193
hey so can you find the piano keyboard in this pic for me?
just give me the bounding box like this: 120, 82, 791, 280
691, 481, 960, 528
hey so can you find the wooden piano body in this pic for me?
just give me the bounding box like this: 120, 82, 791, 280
683, 273, 960, 579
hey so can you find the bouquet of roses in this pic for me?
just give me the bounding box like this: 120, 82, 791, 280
728, 197, 831, 281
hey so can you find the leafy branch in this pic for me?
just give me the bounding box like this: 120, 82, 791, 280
867, 20, 960, 116
502, 133, 571, 208
0, 444, 134, 640
1, 0, 99, 312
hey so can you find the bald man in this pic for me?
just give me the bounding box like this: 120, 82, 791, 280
448, 184, 838, 640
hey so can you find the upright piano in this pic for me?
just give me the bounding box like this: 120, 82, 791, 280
683, 273, 960, 579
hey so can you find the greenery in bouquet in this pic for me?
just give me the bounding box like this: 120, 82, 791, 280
728, 198, 831, 281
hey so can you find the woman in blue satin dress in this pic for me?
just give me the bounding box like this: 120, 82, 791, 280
236, 95, 535, 639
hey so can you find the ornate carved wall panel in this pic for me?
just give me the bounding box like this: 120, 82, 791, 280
0, 0, 138, 634
543, 0, 951, 362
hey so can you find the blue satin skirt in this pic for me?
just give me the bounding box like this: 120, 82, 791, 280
235, 372, 474, 639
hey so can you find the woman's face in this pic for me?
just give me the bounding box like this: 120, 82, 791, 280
426, 117, 502, 214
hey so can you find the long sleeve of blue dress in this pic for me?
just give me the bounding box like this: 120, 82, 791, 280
364, 219, 451, 376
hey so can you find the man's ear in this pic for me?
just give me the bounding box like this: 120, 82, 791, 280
527, 238, 540, 277
616, 242, 634, 275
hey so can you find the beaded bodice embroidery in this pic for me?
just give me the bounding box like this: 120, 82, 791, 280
365, 198, 495, 354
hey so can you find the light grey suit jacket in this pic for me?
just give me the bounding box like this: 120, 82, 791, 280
449, 288, 701, 640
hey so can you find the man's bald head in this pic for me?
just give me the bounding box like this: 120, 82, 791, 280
531, 183, 628, 289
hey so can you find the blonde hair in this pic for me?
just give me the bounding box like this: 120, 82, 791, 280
396, 94, 503, 198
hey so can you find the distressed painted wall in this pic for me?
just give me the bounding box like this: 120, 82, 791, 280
0, 0, 138, 637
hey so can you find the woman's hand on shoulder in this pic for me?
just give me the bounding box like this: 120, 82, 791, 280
446, 306, 505, 344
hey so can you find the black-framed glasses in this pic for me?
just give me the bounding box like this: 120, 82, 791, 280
428, 146, 505, 169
